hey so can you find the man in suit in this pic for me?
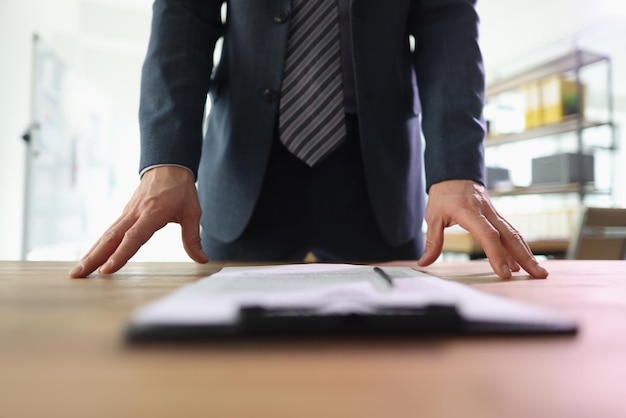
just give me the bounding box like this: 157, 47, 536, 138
70, 0, 548, 279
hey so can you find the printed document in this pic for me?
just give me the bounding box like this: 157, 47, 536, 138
127, 264, 577, 337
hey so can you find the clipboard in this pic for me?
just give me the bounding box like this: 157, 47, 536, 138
124, 264, 577, 342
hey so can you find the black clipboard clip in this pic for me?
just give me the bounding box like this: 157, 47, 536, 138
239, 304, 463, 337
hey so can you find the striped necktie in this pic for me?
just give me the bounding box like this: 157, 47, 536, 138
279, 0, 347, 167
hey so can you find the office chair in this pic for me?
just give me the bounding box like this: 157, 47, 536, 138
567, 207, 626, 260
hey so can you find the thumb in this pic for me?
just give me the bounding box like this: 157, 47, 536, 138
181, 219, 209, 264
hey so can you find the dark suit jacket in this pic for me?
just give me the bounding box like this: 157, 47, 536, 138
139, 0, 486, 246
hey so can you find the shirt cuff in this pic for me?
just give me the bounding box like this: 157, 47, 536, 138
139, 164, 195, 179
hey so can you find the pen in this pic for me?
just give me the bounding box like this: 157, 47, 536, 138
373, 266, 394, 288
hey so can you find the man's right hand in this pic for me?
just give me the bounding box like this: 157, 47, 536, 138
69, 166, 208, 278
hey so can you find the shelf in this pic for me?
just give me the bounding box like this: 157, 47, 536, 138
488, 183, 600, 197
485, 119, 612, 146
484, 48, 615, 206
486, 49, 609, 97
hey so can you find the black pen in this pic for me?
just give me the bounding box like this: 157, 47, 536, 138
373, 266, 394, 288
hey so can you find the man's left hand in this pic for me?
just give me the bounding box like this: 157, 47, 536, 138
417, 179, 549, 279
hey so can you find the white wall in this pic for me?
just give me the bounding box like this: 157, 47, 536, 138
478, 0, 626, 73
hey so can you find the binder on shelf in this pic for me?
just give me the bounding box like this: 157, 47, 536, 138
541, 74, 584, 125
523, 81, 543, 129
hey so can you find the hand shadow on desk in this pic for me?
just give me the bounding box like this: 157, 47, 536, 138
415, 270, 542, 286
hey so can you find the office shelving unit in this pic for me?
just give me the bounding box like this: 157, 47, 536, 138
484, 49, 617, 203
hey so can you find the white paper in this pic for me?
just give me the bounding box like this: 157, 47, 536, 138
130, 264, 576, 331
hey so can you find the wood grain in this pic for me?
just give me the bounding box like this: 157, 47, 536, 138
1, 260, 625, 418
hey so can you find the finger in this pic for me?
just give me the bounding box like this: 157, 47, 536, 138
502, 246, 521, 272
72, 216, 132, 266
69, 217, 137, 278
463, 215, 512, 279
496, 221, 525, 273
181, 218, 209, 264
418, 222, 445, 267
98, 215, 168, 274
491, 217, 548, 279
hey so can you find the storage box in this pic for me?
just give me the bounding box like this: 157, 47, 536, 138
485, 167, 511, 190
540, 75, 584, 124
531, 152, 594, 185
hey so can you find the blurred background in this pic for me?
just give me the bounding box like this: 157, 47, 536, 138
1, 0, 625, 262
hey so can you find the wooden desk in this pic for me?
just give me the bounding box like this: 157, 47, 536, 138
443, 231, 570, 259
1, 260, 625, 418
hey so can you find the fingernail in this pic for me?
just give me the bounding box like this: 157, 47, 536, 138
537, 264, 549, 277
501, 264, 511, 278
69, 264, 83, 277
99, 261, 113, 274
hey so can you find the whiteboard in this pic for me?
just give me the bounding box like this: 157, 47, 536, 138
23, 35, 111, 260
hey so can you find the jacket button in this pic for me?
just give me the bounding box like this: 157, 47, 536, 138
263, 89, 279, 103
274, 10, 289, 23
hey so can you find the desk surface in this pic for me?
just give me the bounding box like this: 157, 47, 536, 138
1, 260, 625, 418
